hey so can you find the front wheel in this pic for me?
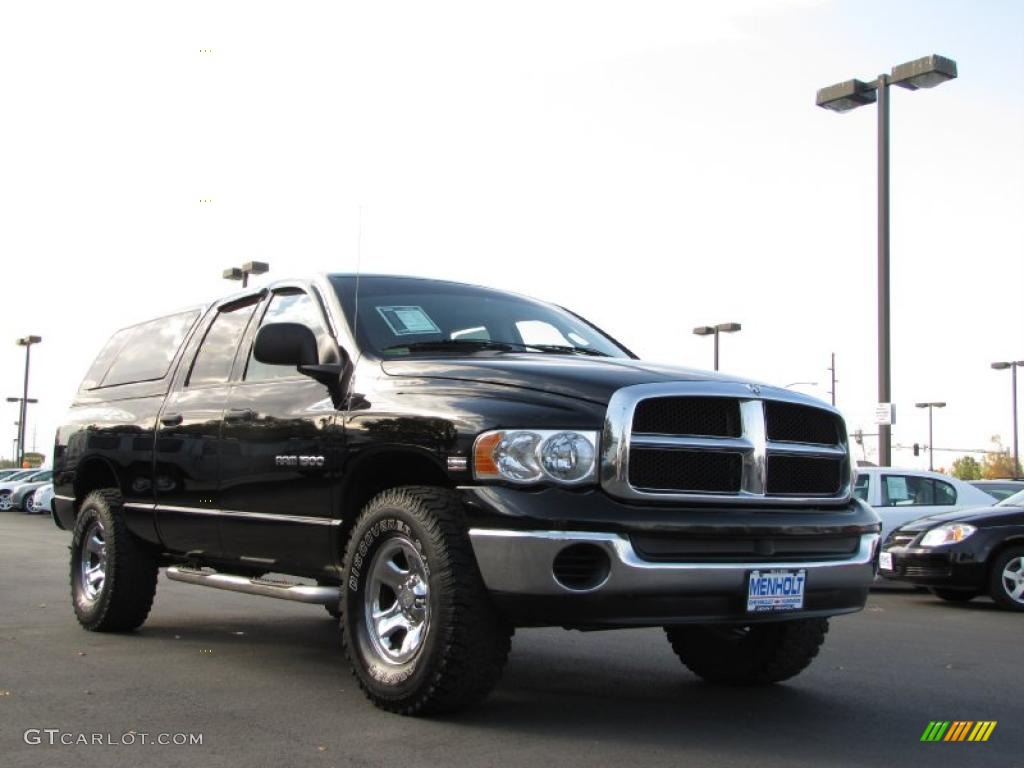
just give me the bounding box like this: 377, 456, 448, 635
989, 547, 1024, 612
71, 489, 158, 631
0, 491, 12, 511
341, 486, 512, 715
665, 619, 828, 685
21, 491, 36, 512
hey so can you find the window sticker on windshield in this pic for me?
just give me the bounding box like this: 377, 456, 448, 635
886, 475, 909, 501
376, 306, 442, 336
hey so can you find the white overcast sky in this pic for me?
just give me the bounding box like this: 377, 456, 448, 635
2, 0, 1022, 469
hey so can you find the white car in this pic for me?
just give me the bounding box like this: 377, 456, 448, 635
853, 467, 997, 543
29, 483, 54, 515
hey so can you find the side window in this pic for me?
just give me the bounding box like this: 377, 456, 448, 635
934, 480, 957, 506
80, 327, 133, 390
852, 473, 869, 501
245, 291, 327, 382
101, 311, 200, 387
882, 475, 935, 506
187, 300, 259, 387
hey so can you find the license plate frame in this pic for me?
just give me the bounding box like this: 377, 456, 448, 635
747, 569, 806, 613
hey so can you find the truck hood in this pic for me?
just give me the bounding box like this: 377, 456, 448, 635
380, 355, 799, 405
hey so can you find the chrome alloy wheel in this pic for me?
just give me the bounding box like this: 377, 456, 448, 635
0, 492, 12, 511
1002, 556, 1024, 604
79, 520, 108, 602
363, 537, 430, 665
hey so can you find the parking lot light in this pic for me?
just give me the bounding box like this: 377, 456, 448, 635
693, 322, 741, 371
223, 261, 270, 289
13, 336, 42, 467
991, 361, 1024, 479
816, 54, 957, 467
915, 402, 947, 472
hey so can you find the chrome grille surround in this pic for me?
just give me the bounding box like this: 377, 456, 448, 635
601, 382, 853, 505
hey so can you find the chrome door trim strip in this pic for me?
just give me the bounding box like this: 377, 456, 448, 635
124, 501, 341, 526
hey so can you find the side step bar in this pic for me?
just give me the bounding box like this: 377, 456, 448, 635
166, 566, 341, 605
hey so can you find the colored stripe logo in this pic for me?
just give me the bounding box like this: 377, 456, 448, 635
921, 721, 996, 742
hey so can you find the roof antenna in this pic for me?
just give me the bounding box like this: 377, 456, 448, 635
353, 205, 364, 345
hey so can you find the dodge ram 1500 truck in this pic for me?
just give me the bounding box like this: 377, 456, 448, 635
53, 274, 880, 715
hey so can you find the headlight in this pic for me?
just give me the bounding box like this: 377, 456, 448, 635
473, 429, 598, 486
920, 523, 977, 547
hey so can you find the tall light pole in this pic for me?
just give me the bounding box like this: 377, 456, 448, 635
817, 54, 958, 467
223, 260, 270, 289
827, 352, 837, 406
693, 322, 741, 371
992, 361, 1024, 479
13, 335, 42, 467
915, 401, 946, 472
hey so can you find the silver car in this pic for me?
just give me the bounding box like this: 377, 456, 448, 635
0, 470, 52, 511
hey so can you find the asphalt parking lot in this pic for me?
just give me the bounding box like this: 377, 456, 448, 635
1, 512, 1019, 768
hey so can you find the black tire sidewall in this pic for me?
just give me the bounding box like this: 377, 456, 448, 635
342, 504, 444, 701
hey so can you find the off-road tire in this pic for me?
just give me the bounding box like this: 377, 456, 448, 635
929, 587, 978, 603
71, 489, 158, 632
988, 546, 1024, 612
665, 619, 829, 685
341, 486, 512, 715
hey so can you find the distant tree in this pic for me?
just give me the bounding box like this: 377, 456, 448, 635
981, 436, 1022, 479
950, 455, 983, 480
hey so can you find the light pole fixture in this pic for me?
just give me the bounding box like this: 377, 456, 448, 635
914, 401, 946, 472
817, 54, 957, 467
222, 260, 270, 289
992, 361, 1024, 479
13, 335, 42, 467
693, 322, 741, 371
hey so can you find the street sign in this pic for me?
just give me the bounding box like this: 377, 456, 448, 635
875, 403, 895, 426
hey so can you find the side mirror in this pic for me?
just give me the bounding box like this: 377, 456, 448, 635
253, 323, 319, 367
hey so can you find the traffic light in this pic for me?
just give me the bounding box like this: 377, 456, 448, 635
913, 443, 920, 457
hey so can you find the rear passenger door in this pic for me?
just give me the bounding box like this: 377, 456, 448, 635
154, 295, 261, 558
875, 474, 959, 541
217, 287, 341, 575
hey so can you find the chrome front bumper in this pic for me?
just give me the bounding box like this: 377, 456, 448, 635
468, 529, 880, 596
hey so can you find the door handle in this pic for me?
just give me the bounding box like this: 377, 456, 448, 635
160, 413, 183, 427
225, 408, 257, 422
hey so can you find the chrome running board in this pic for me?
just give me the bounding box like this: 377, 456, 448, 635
165, 566, 340, 605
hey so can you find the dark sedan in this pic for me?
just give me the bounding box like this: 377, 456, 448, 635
879, 489, 1024, 611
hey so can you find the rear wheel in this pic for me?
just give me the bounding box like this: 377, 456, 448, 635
989, 547, 1024, 612
929, 587, 979, 603
0, 491, 12, 511
70, 489, 159, 631
665, 619, 828, 685
21, 491, 36, 512
341, 486, 512, 715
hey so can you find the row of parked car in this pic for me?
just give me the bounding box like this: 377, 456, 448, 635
0, 467, 55, 514
856, 467, 1024, 610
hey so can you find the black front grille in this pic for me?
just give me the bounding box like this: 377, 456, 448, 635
629, 449, 742, 493
631, 533, 860, 562
900, 565, 952, 579
632, 397, 741, 437
765, 402, 840, 445
766, 455, 842, 495
888, 532, 918, 548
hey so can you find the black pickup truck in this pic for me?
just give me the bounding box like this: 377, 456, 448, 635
53, 274, 879, 715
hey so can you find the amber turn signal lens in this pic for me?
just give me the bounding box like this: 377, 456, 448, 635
473, 431, 503, 478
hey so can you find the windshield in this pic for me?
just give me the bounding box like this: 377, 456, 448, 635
330, 276, 631, 359
997, 489, 1024, 507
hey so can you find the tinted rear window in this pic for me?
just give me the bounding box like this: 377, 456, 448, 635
86, 310, 200, 389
